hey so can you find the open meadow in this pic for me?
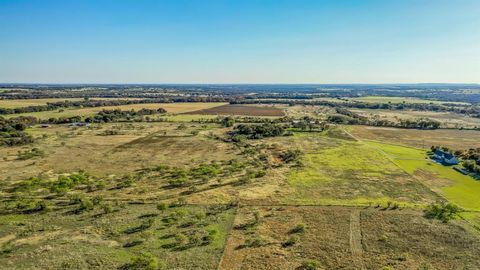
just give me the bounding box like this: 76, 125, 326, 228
4, 102, 227, 120
1, 97, 480, 269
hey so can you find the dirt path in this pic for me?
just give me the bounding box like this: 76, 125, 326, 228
349, 209, 365, 269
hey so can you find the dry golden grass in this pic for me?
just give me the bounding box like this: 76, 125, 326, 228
0, 98, 85, 108
5, 102, 227, 119
348, 125, 480, 149
350, 108, 480, 129
221, 206, 480, 270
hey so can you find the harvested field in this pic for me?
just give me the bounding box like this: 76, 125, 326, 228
187, 104, 285, 117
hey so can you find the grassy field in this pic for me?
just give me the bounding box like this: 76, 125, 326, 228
348, 125, 480, 149
0, 98, 85, 108
0, 98, 148, 109
350, 108, 480, 129
221, 206, 480, 270
364, 140, 480, 211
4, 102, 227, 119
351, 96, 470, 105
0, 204, 235, 269
284, 132, 439, 206
2, 116, 480, 269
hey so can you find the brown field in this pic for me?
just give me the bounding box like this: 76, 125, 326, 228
348, 125, 480, 149
187, 104, 285, 117
220, 206, 480, 270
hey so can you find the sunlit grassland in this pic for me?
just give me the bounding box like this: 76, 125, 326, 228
4, 102, 227, 119
285, 133, 438, 206
351, 96, 470, 105
365, 141, 480, 211
0, 204, 235, 269
0, 98, 84, 108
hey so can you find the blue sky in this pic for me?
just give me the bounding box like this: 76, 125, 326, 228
0, 0, 479, 83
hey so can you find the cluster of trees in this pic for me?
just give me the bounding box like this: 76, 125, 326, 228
455, 148, 480, 174
0, 96, 233, 115
233, 99, 480, 118
424, 203, 460, 223
0, 116, 35, 146
84, 108, 167, 123
328, 108, 441, 129
0, 99, 170, 115
229, 123, 286, 140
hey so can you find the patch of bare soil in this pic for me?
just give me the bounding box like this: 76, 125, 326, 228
187, 104, 285, 117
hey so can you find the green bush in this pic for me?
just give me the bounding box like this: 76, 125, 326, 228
122, 252, 160, 270
16, 148, 45, 160
282, 235, 298, 248
299, 260, 321, 270
289, 223, 306, 234
424, 203, 461, 223
156, 202, 169, 211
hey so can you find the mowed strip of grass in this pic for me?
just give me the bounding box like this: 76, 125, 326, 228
364, 141, 480, 211
5, 102, 227, 120
285, 133, 438, 206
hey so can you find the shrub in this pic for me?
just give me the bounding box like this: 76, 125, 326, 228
175, 233, 188, 245
280, 149, 303, 163
244, 236, 265, 247
16, 148, 45, 160
289, 223, 306, 234
156, 202, 169, 211
102, 202, 114, 214
122, 252, 160, 270
424, 203, 461, 223
282, 236, 298, 248
78, 197, 94, 212
299, 260, 321, 270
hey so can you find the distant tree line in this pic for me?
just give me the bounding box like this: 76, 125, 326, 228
228, 123, 286, 141
231, 99, 480, 118
2, 108, 168, 126
0, 97, 225, 115
327, 108, 441, 129
84, 108, 167, 123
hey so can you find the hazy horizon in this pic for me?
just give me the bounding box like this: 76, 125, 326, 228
1, 0, 479, 84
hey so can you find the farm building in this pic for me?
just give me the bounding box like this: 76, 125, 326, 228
431, 149, 459, 165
